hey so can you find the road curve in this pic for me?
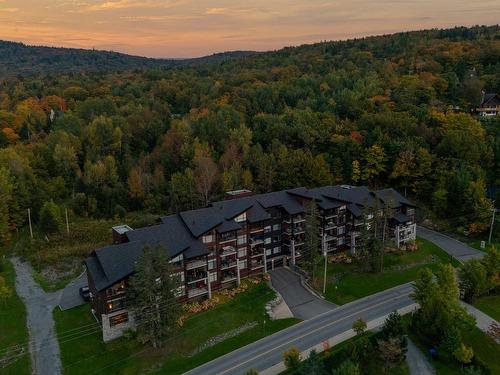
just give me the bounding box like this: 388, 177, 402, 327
417, 226, 485, 262
184, 282, 415, 375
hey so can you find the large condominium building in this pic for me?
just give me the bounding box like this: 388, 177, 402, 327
85, 185, 416, 341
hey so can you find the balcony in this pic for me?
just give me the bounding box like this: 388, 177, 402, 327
250, 227, 264, 234
186, 270, 207, 284
250, 235, 264, 246
250, 248, 264, 258
221, 270, 237, 283
186, 259, 207, 270
219, 236, 237, 244
250, 261, 264, 270
220, 246, 237, 257
188, 287, 208, 298
220, 259, 237, 270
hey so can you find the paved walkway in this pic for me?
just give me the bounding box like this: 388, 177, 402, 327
11, 257, 62, 375
417, 226, 485, 262
406, 338, 435, 375
461, 301, 499, 339
269, 267, 336, 319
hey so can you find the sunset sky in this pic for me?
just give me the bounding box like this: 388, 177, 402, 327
0, 0, 498, 58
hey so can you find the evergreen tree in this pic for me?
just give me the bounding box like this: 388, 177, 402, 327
127, 245, 181, 348
39, 200, 62, 233
303, 200, 322, 281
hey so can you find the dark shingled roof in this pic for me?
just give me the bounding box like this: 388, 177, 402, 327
86, 185, 415, 292
376, 188, 416, 208
394, 212, 411, 224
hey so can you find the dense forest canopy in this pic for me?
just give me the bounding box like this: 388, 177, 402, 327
0, 25, 499, 247
0, 40, 258, 77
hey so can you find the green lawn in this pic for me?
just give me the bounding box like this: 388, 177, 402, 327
0, 260, 30, 374
54, 282, 299, 374
322, 238, 457, 305
468, 239, 499, 254
473, 295, 500, 322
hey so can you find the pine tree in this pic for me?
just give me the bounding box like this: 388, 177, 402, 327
127, 245, 181, 348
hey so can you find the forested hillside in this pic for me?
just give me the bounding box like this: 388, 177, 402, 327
0, 25, 499, 247
0, 40, 257, 77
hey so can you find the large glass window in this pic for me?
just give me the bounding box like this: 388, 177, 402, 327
237, 234, 247, 245
238, 248, 247, 258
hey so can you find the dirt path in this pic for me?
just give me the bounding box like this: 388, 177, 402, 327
11, 257, 62, 375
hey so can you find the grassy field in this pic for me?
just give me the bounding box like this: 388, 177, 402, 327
322, 238, 457, 305
0, 260, 30, 374
473, 295, 500, 322
10, 212, 158, 292
54, 281, 299, 374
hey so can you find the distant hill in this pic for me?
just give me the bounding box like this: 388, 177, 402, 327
0, 40, 258, 77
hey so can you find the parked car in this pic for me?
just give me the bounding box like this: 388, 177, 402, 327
79, 286, 90, 301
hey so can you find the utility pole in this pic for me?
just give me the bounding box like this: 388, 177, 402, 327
489, 208, 497, 244
65, 208, 70, 235
27, 208, 33, 239
322, 233, 327, 294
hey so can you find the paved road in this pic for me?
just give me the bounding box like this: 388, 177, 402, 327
11, 257, 62, 375
185, 283, 415, 375
417, 226, 485, 262
406, 338, 435, 375
269, 268, 336, 319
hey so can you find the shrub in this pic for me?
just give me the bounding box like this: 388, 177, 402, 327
283, 347, 301, 370
332, 359, 361, 375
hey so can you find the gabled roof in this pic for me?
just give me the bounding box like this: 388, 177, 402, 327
376, 188, 417, 208
480, 93, 500, 107
86, 184, 415, 292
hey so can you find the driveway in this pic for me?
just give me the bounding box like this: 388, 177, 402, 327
417, 226, 485, 262
59, 269, 87, 311
11, 257, 62, 375
269, 267, 336, 320
406, 338, 435, 375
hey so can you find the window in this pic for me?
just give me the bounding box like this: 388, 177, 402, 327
337, 226, 345, 235
237, 234, 247, 245
209, 272, 217, 282
266, 249, 272, 256
272, 235, 281, 242
238, 248, 247, 258
273, 246, 281, 254
208, 260, 216, 270
264, 237, 271, 244
338, 237, 345, 245
109, 312, 128, 327
202, 234, 213, 243
273, 224, 280, 231
239, 260, 247, 270
264, 225, 271, 233
235, 212, 247, 222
